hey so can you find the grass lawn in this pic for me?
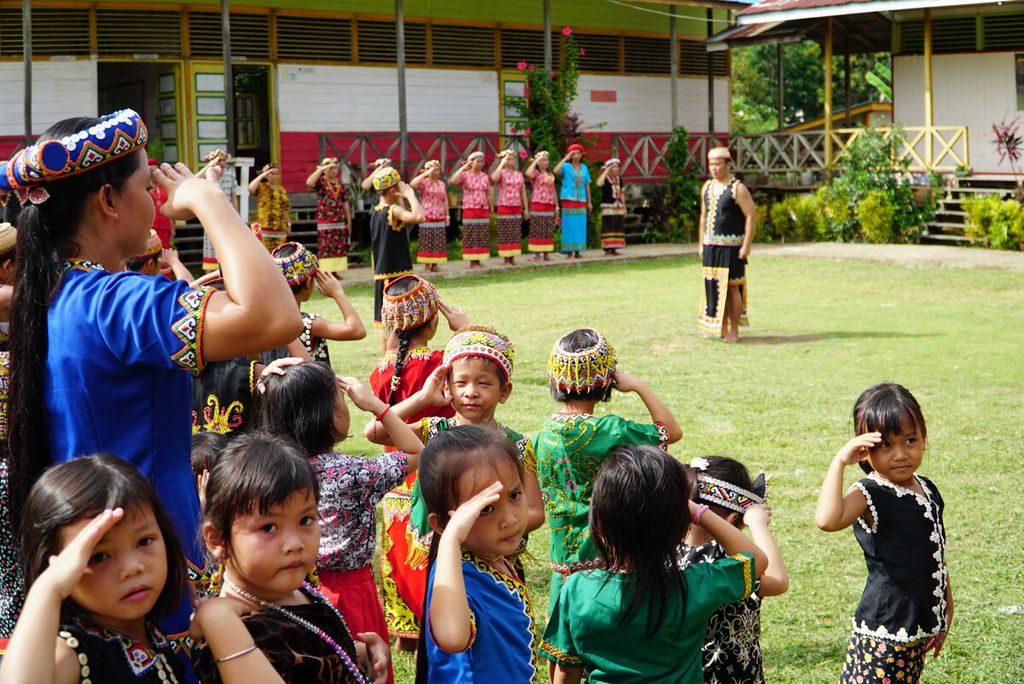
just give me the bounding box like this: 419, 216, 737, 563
303, 254, 1024, 683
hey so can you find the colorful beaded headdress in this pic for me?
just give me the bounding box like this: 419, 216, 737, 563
128, 230, 163, 261
443, 326, 516, 382
0, 222, 16, 258
272, 241, 319, 287
602, 157, 621, 170
372, 166, 401, 192
0, 109, 148, 205
689, 457, 767, 513
548, 328, 617, 393
380, 274, 439, 333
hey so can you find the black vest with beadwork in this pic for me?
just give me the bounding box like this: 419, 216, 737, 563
702, 178, 745, 246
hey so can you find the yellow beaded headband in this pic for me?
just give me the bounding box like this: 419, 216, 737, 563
548, 328, 617, 392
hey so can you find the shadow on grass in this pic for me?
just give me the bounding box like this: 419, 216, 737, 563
740, 331, 940, 345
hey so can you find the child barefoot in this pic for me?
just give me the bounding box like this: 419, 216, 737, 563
534, 328, 682, 605
680, 456, 789, 683
540, 445, 768, 683
416, 425, 539, 683
815, 384, 952, 684
191, 432, 390, 683
0, 455, 188, 683
269, 242, 366, 365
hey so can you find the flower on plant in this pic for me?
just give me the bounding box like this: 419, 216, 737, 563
579, 48, 586, 56
524, 128, 532, 136
550, 71, 557, 79
510, 125, 517, 134
562, 26, 573, 36
516, 60, 527, 71
519, 150, 528, 159
528, 65, 535, 71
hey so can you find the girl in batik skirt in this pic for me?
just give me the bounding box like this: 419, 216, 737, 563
411, 160, 449, 273
306, 156, 352, 273
249, 163, 291, 252
525, 150, 558, 261
490, 149, 528, 266
597, 157, 626, 255
450, 152, 493, 268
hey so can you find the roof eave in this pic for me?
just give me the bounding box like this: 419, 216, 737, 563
738, 0, 1006, 24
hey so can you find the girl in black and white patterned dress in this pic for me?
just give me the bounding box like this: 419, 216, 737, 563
679, 455, 790, 683
815, 383, 953, 684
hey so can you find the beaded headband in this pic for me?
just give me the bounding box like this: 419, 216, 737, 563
534, 150, 550, 161
371, 158, 393, 170
0, 222, 16, 258
548, 328, 617, 392
372, 166, 401, 192
128, 230, 163, 261
381, 274, 439, 333
322, 157, 339, 166
467, 151, 485, 162
272, 241, 319, 287
0, 109, 148, 205
423, 159, 441, 172
689, 457, 767, 513
603, 158, 621, 170
443, 326, 515, 382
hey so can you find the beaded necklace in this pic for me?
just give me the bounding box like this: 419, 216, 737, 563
223, 577, 369, 684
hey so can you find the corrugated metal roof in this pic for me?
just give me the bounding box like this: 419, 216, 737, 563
741, 0, 876, 15
739, 0, 1007, 20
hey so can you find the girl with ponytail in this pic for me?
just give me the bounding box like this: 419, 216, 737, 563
3, 110, 302, 648
368, 274, 467, 652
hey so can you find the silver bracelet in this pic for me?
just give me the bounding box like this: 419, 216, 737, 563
215, 644, 258, 663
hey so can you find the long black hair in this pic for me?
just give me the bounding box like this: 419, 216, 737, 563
852, 383, 927, 474
414, 425, 523, 683
8, 117, 143, 530
256, 361, 346, 455
22, 454, 187, 625
385, 277, 436, 405
590, 444, 692, 638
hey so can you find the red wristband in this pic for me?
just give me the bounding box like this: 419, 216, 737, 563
375, 405, 391, 422
693, 504, 709, 526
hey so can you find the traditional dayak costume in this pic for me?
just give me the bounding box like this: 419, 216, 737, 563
368, 167, 415, 326
202, 150, 239, 271
126, 230, 168, 278
369, 276, 454, 639
679, 458, 770, 684
416, 160, 450, 266
699, 173, 749, 338
256, 172, 291, 252
839, 474, 948, 684
528, 152, 557, 254
558, 144, 590, 253
0, 109, 211, 647
599, 158, 626, 252
147, 158, 173, 248
58, 619, 185, 683
455, 152, 492, 262
496, 151, 526, 258
314, 157, 350, 272
0, 223, 14, 351
533, 329, 669, 605
0, 353, 20, 650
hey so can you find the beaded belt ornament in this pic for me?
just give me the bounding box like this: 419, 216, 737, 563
548, 328, 617, 392
443, 325, 516, 382
690, 457, 768, 513
380, 274, 439, 333
272, 241, 319, 286
371, 166, 401, 192
0, 109, 148, 205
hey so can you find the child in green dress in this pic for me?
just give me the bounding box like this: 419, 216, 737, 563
533, 327, 683, 605
539, 445, 768, 684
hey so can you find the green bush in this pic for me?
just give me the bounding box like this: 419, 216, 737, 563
856, 189, 896, 243
814, 183, 855, 241
962, 195, 1024, 250
768, 194, 818, 242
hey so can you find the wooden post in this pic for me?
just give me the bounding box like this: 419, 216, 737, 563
706, 8, 715, 137
844, 33, 852, 126
397, 0, 408, 175
777, 43, 784, 130
22, 0, 32, 146
543, 0, 552, 73
924, 7, 934, 169
824, 18, 833, 166
670, 5, 678, 130
221, 0, 236, 155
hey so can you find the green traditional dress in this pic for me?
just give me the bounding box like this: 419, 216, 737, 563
533, 412, 669, 605
539, 552, 755, 683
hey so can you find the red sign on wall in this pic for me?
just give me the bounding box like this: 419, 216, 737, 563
590, 90, 617, 103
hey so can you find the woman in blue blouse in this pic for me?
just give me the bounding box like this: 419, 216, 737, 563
554, 143, 592, 258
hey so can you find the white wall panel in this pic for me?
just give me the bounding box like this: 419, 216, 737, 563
278, 65, 499, 132
894, 52, 1016, 174
0, 59, 97, 136
573, 74, 731, 133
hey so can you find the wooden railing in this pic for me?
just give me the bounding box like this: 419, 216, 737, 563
731, 126, 969, 175
609, 133, 728, 181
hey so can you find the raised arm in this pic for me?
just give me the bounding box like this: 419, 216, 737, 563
596, 168, 609, 186
449, 161, 472, 186
305, 164, 327, 190
409, 169, 431, 190
247, 168, 270, 195
552, 152, 571, 175
612, 371, 683, 443
338, 376, 423, 464
489, 163, 504, 184
391, 182, 426, 224
690, 501, 768, 577
310, 270, 366, 341
364, 365, 448, 446
814, 433, 878, 532
154, 163, 302, 361
744, 504, 789, 596
524, 158, 539, 181
161, 248, 194, 282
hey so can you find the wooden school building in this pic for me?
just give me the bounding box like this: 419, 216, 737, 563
0, 0, 744, 191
